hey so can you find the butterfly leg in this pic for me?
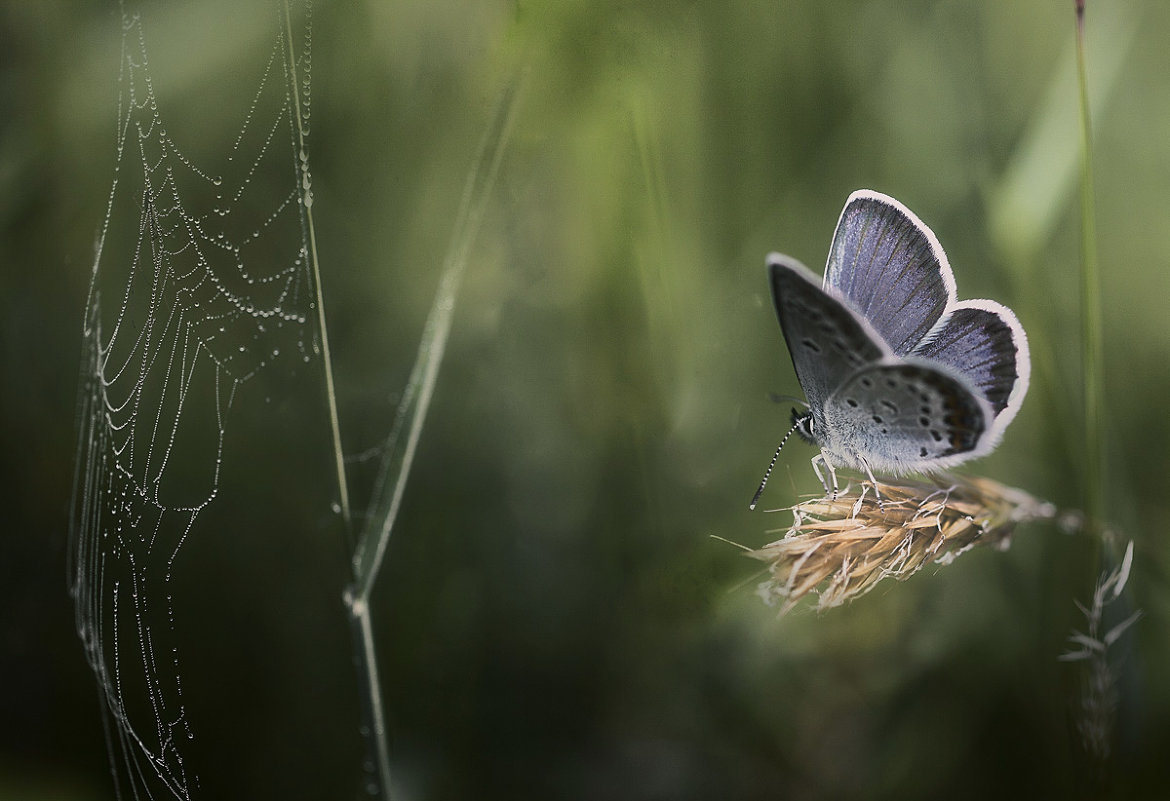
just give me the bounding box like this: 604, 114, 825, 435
811, 452, 839, 499
857, 456, 885, 510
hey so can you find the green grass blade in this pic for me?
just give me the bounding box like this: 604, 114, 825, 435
1075, 1, 1103, 534
351, 75, 522, 596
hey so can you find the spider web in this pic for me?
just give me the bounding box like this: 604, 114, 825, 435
69, 2, 319, 797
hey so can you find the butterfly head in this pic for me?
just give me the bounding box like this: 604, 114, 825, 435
791, 407, 817, 445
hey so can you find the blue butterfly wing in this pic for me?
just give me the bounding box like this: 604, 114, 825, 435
912, 301, 1030, 423
768, 255, 888, 414
824, 191, 954, 355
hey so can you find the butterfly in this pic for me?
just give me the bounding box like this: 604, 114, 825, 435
750, 190, 1030, 510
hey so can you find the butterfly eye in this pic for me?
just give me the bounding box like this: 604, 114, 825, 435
788, 408, 816, 443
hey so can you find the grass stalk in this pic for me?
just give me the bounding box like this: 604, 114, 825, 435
1074, 0, 1104, 536
283, 0, 353, 531
345, 73, 523, 799
1068, 2, 1142, 770
351, 74, 521, 595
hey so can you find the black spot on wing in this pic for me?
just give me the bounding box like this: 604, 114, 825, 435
829, 361, 987, 461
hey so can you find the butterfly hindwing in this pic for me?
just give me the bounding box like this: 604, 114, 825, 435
913, 301, 1030, 424
824, 191, 954, 356
768, 255, 887, 414
821, 360, 991, 473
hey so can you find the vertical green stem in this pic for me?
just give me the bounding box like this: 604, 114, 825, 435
284, 0, 352, 530
1074, 1, 1103, 535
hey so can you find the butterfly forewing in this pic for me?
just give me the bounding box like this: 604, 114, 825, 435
822, 361, 990, 472
825, 191, 953, 356
768, 256, 887, 413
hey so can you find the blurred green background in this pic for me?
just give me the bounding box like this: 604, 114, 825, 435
3, 0, 1169, 799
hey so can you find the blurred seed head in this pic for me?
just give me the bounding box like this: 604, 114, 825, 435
1059, 540, 1140, 762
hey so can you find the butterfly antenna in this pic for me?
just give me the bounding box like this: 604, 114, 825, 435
749, 419, 801, 511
